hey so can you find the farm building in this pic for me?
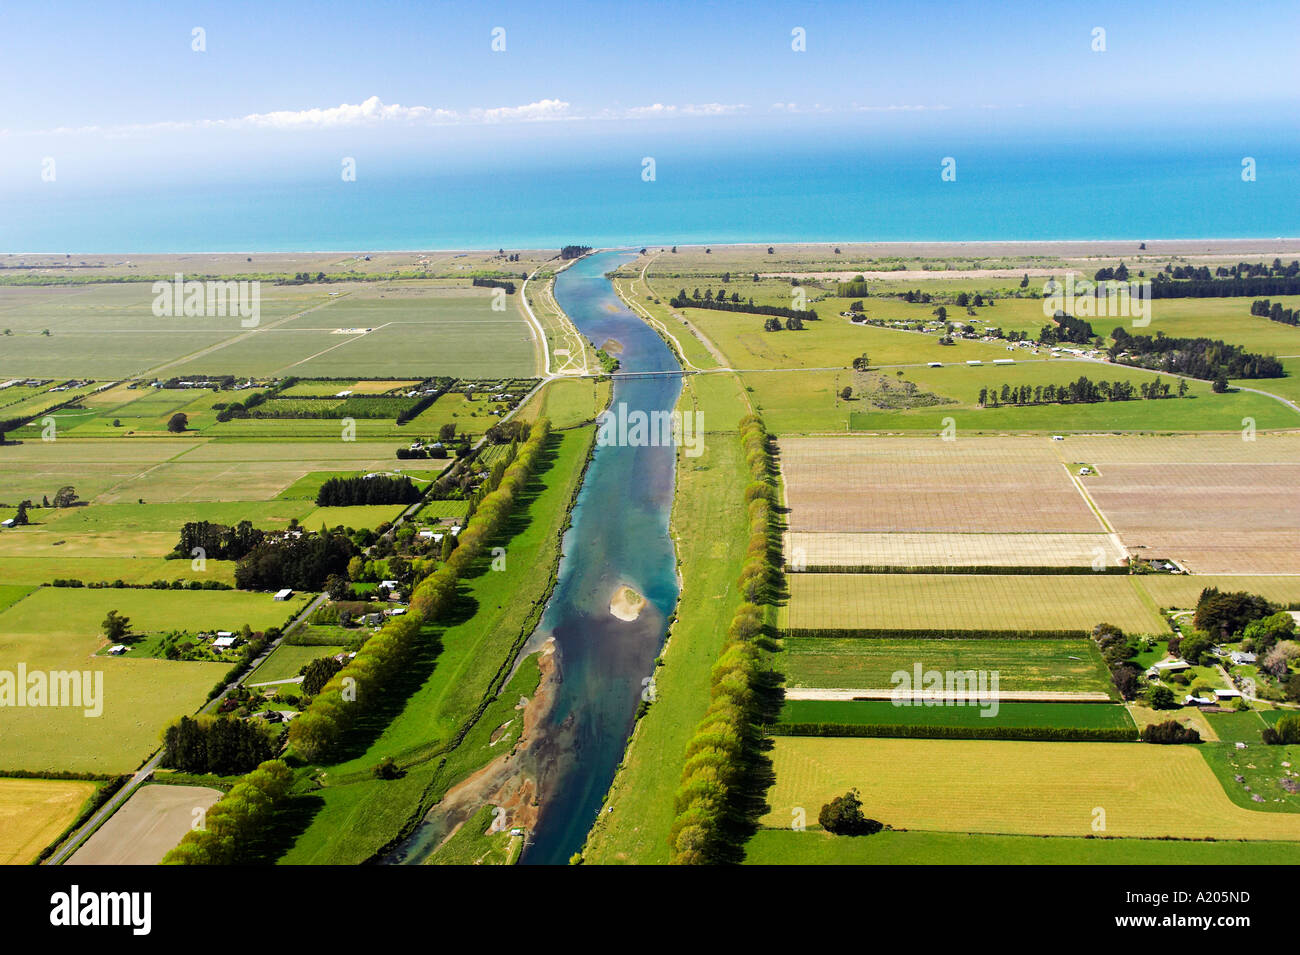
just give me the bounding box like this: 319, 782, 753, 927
1230, 651, 1257, 666
273, 588, 294, 601
1146, 659, 1191, 678
212, 636, 238, 651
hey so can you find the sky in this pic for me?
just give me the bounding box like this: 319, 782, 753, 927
0, 0, 1296, 228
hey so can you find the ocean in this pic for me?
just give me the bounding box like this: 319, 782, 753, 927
2, 126, 1297, 251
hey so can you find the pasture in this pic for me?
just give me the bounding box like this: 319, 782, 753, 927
0, 777, 98, 864
781, 574, 1166, 635
762, 737, 1300, 840
781, 637, 1115, 697
0, 588, 306, 771
168, 284, 538, 379
249, 644, 345, 685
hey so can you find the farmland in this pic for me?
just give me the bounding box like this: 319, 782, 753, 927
0, 587, 305, 771
0, 778, 98, 864
777, 699, 1136, 731
785, 531, 1125, 571
762, 737, 1300, 840
67, 784, 223, 865
779, 436, 1102, 534
780, 574, 1166, 635
782, 637, 1115, 697
744, 829, 1300, 865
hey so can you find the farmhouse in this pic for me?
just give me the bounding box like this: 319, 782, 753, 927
212, 635, 238, 651
1230, 651, 1257, 666
1183, 694, 1214, 706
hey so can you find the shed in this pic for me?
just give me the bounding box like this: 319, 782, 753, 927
273, 588, 293, 601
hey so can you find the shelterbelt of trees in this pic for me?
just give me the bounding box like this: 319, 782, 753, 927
669, 289, 818, 322
669, 414, 779, 865
1110, 327, 1284, 380
286, 418, 552, 763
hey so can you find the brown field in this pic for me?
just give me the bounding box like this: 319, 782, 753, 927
1075, 434, 1300, 574
785, 531, 1127, 571
780, 436, 1102, 533
0, 777, 97, 864
67, 784, 223, 865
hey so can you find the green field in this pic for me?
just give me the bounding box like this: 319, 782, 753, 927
0, 586, 307, 771
249, 643, 345, 685
781, 574, 1167, 635
744, 828, 1300, 865
778, 699, 1136, 731
763, 736, 1300, 840
782, 637, 1115, 697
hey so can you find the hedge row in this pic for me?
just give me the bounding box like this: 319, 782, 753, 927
287, 419, 552, 763
783, 628, 1092, 641
769, 722, 1137, 743
669, 414, 776, 865
161, 759, 293, 864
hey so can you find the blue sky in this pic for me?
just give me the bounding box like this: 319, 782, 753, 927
1, 0, 1296, 197
3, 0, 1296, 128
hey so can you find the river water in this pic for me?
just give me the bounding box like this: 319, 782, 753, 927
517, 251, 683, 864
392, 250, 684, 865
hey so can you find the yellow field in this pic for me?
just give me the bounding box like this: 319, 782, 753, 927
0, 777, 97, 864
764, 737, 1300, 840
781, 574, 1165, 633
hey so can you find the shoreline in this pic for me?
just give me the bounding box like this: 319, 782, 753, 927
6, 237, 1300, 259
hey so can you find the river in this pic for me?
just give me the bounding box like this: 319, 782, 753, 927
394, 250, 684, 865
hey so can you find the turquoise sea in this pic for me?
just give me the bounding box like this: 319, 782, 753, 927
3, 128, 1297, 251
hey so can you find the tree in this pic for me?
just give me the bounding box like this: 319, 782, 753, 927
300, 656, 343, 696
1141, 720, 1201, 744
1178, 631, 1212, 666
1146, 684, 1177, 710
1211, 373, 1228, 394
167, 412, 189, 433
840, 386, 853, 401
11, 501, 30, 526
325, 574, 351, 601
102, 609, 131, 642
438, 423, 456, 442
1019, 273, 1029, 288
52, 485, 78, 508
818, 788, 882, 836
